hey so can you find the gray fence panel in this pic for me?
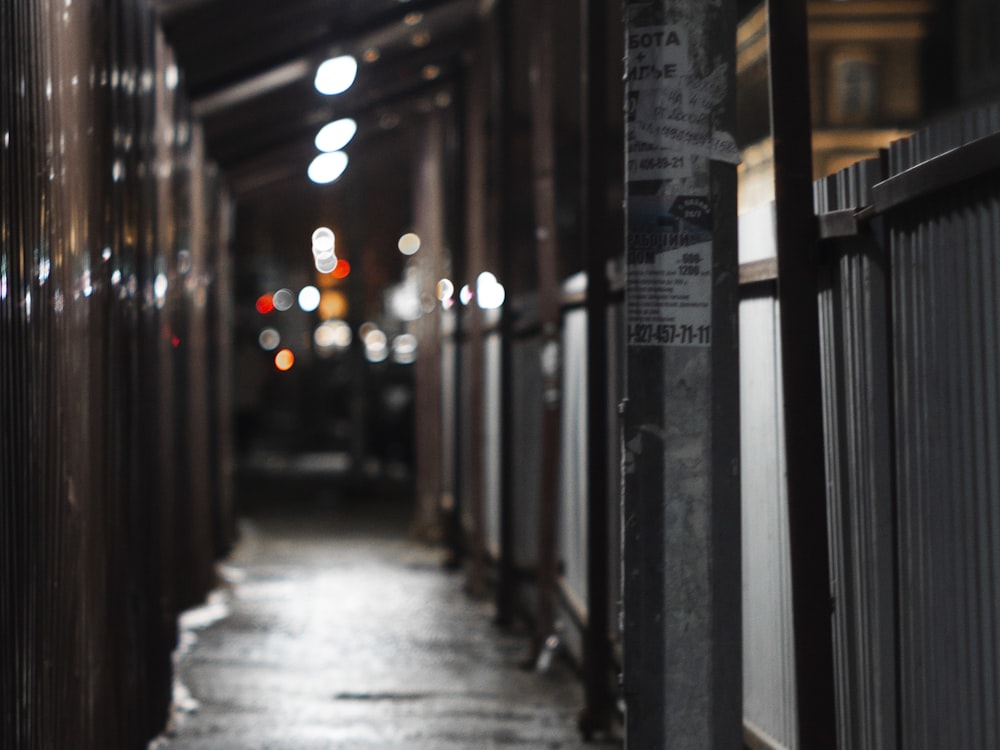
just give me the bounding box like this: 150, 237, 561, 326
815, 159, 898, 750
559, 307, 589, 614
739, 293, 797, 750
484, 330, 502, 556
888, 136, 1000, 750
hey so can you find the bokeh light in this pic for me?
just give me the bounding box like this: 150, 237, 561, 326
298, 285, 321, 312
332, 259, 351, 279
397, 232, 421, 256
363, 327, 388, 363
272, 288, 294, 311
308, 151, 349, 184
315, 118, 357, 152
436, 278, 454, 303
256, 293, 275, 314
274, 348, 295, 371
315, 254, 338, 273
314, 320, 352, 352
476, 271, 506, 309
319, 290, 348, 319
258, 327, 281, 351
314, 55, 358, 95
312, 227, 335, 254
393, 333, 418, 364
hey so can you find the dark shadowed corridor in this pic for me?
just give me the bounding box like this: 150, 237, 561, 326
153, 495, 622, 750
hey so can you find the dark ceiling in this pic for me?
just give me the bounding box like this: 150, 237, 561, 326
157, 0, 483, 188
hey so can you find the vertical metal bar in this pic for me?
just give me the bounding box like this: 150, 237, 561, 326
494, 0, 518, 625
622, 1, 741, 747
766, 0, 838, 747
462, 24, 490, 595
580, 0, 614, 734
444, 66, 468, 569
527, 0, 562, 659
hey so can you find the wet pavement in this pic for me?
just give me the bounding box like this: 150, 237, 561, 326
153, 496, 622, 750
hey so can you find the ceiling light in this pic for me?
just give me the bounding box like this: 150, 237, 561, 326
314, 55, 358, 95
314, 118, 357, 152
307, 151, 349, 184
404, 11, 423, 25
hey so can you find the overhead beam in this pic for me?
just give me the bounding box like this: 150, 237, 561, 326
182, 0, 479, 102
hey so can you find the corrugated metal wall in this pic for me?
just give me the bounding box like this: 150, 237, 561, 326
886, 105, 1000, 750
738, 200, 797, 750
559, 305, 588, 615
739, 290, 797, 750
811, 103, 1000, 749
815, 159, 897, 750
0, 1, 233, 747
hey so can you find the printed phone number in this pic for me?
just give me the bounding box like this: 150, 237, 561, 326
628, 323, 711, 346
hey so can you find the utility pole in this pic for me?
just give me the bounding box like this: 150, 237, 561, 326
621, 1, 741, 747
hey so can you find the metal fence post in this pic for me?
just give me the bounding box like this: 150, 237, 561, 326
767, 0, 839, 746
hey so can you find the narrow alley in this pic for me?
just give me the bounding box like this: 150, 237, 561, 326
6, 1, 1000, 749
154, 494, 622, 750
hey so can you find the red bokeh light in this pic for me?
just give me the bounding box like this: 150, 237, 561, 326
332, 259, 351, 279
256, 293, 275, 314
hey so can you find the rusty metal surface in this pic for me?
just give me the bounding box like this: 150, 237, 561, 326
156, 502, 623, 750
0, 1, 233, 747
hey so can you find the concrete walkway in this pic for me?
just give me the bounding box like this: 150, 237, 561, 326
153, 498, 622, 750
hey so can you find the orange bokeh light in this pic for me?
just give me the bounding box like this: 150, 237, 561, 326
274, 348, 295, 371
332, 259, 351, 279
318, 290, 348, 320
256, 293, 275, 314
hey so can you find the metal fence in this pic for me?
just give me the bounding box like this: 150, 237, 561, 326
738, 101, 1000, 750
814, 103, 1000, 749
0, 1, 234, 747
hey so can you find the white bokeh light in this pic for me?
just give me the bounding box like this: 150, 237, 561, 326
272, 288, 294, 311
476, 272, 506, 310
298, 285, 321, 312
258, 327, 281, 351
315, 255, 337, 273
397, 232, 421, 256
308, 151, 349, 184
314, 55, 358, 95
315, 118, 357, 152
